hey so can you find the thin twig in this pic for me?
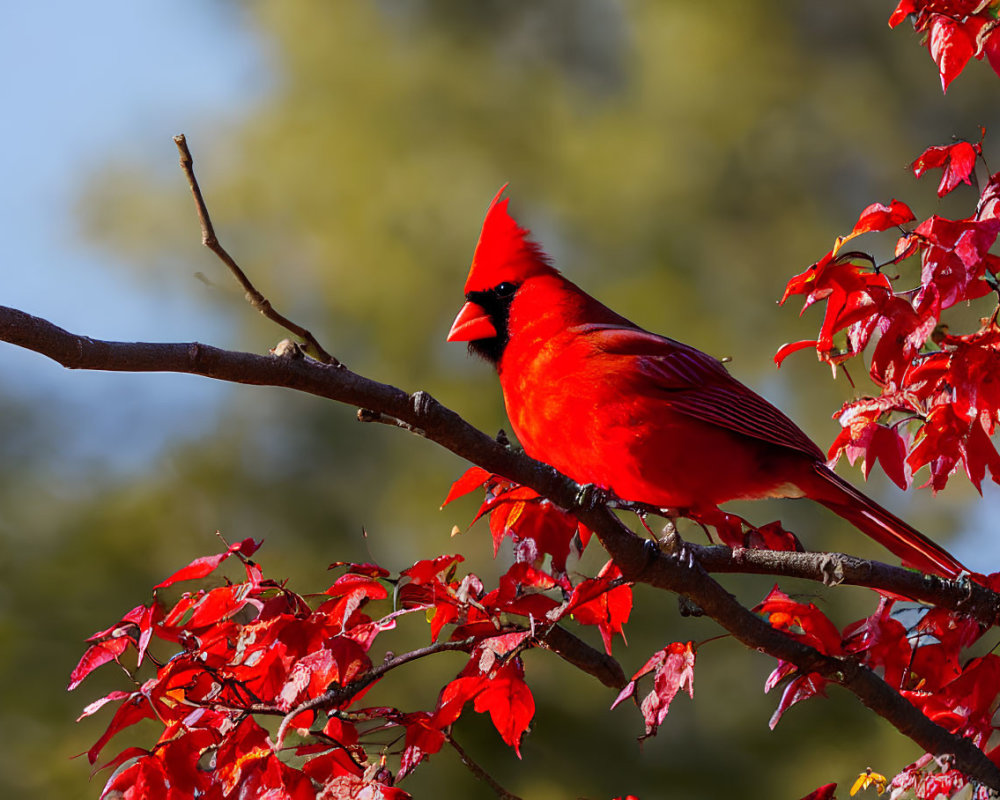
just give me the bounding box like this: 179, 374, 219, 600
357, 407, 425, 436
275, 637, 478, 748
172, 134, 340, 366
445, 732, 524, 800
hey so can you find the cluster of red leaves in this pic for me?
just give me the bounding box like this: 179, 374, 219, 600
778, 136, 1000, 492
448, 472, 703, 748
889, 753, 999, 799
73, 469, 636, 799
889, 1, 1000, 91
688, 507, 804, 553
756, 586, 1000, 798
442, 466, 631, 654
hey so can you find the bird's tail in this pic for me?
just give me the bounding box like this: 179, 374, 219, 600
808, 464, 967, 579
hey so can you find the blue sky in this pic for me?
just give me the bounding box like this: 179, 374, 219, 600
0, 2, 265, 466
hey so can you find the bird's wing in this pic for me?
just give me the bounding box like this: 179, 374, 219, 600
574, 323, 825, 461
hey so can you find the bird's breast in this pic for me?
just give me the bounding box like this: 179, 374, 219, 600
498, 338, 809, 509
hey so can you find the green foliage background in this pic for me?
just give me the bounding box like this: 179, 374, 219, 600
3, 2, 999, 798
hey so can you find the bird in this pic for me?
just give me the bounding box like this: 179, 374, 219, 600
446, 186, 967, 579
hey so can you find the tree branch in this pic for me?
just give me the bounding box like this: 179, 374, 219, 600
536, 623, 626, 689
173, 134, 339, 366
691, 544, 999, 626
446, 732, 524, 800
3, 303, 999, 788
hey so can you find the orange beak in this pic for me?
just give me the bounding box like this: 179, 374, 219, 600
447, 300, 497, 342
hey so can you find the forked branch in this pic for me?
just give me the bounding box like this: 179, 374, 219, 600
1, 135, 999, 789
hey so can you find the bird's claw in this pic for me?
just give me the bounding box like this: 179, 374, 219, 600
574, 482, 609, 510
641, 521, 696, 570
642, 538, 660, 565
669, 539, 696, 570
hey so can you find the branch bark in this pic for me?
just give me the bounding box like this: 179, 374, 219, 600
2, 303, 999, 788
691, 544, 999, 626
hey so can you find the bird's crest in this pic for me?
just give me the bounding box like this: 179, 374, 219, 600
463, 185, 555, 294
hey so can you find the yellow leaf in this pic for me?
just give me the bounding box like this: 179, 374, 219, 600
850, 769, 887, 796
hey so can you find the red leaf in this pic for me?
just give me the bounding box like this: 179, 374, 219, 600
401, 554, 464, 584
324, 572, 389, 628
152, 731, 218, 797
327, 561, 391, 578
319, 774, 412, 799
434, 674, 490, 729
984, 24, 1000, 78
86, 603, 148, 642
68, 637, 130, 691
153, 537, 261, 590
441, 466, 492, 507
964, 418, 1000, 491
768, 671, 828, 729
433, 637, 535, 757
913, 140, 981, 197
745, 520, 803, 552
92, 746, 149, 778
557, 560, 633, 654
929, 14, 976, 91
215, 716, 272, 794
888, 0, 916, 28
507, 498, 587, 573
978, 172, 1000, 221
399, 712, 447, 780
76, 690, 132, 721
184, 583, 253, 629
906, 655, 1000, 743
842, 597, 912, 690
774, 338, 818, 367
469, 484, 535, 525
612, 642, 695, 740
798, 783, 837, 800
829, 416, 909, 491
278, 638, 371, 710
100, 754, 168, 799
919, 770, 969, 799
778, 252, 893, 362
471, 659, 535, 757
913, 216, 996, 310
301, 746, 364, 783
907, 404, 964, 491
756, 586, 844, 655
86, 693, 155, 765
833, 200, 915, 252
429, 602, 461, 643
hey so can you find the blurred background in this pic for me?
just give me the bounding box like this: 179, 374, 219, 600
2, 2, 999, 798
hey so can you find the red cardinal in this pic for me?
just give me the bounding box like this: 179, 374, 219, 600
447, 187, 967, 579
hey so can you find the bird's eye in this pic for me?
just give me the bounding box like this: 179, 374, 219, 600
495, 282, 517, 298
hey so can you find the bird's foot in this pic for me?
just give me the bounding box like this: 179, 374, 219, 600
644, 518, 695, 570
574, 482, 609, 510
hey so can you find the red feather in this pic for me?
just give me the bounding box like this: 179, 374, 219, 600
448, 188, 966, 579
